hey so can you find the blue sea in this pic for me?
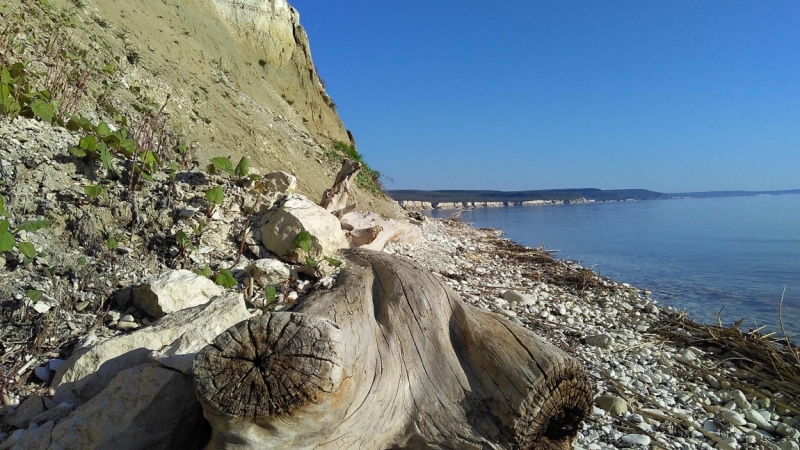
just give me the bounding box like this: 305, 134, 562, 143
428, 195, 800, 338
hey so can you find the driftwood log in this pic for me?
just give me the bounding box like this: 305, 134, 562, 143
320, 159, 361, 212
194, 250, 591, 450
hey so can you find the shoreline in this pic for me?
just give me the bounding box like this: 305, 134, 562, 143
385, 216, 800, 449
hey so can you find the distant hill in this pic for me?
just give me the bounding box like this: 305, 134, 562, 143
387, 188, 800, 205
387, 188, 667, 203
667, 189, 800, 199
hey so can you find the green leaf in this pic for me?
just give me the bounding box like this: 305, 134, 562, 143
77, 256, 87, 266
293, 231, 312, 252
0, 194, 5, 215
195, 264, 213, 278
174, 230, 193, 250
214, 270, 238, 288
305, 257, 317, 268
248, 173, 262, 181
80, 135, 97, 152
16, 219, 51, 233
0, 219, 9, 233
205, 186, 224, 205
324, 257, 342, 268
210, 157, 234, 175
30, 99, 54, 123
100, 145, 113, 176
26, 289, 43, 302
234, 156, 249, 177
106, 237, 117, 250
84, 185, 107, 201
0, 231, 14, 252
69, 146, 87, 157
264, 285, 277, 309
18, 241, 36, 258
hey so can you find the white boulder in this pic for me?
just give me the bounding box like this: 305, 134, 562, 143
132, 269, 223, 319
260, 195, 345, 261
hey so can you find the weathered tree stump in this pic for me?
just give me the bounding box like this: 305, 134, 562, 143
194, 250, 591, 450
320, 159, 361, 213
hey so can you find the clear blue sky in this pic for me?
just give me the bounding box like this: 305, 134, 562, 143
292, 1, 799, 193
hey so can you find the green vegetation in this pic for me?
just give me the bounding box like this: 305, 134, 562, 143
327, 141, 384, 197
292, 230, 341, 275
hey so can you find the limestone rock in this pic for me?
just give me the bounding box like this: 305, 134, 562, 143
261, 171, 297, 194
131, 269, 223, 319
8, 420, 55, 450
260, 195, 345, 261
53, 293, 248, 405
244, 258, 291, 288
502, 289, 536, 306
2, 394, 45, 428
595, 395, 628, 416
15, 364, 207, 450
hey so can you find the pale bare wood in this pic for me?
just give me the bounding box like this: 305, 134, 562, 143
346, 225, 382, 247
320, 159, 361, 212
194, 250, 591, 450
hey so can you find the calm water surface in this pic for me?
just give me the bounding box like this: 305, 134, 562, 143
429, 195, 800, 337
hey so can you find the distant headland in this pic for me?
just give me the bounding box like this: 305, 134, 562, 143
388, 188, 800, 209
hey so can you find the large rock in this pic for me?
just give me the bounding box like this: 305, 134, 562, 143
261, 171, 297, 194
260, 195, 345, 261
14, 364, 207, 450
132, 269, 223, 319
53, 293, 248, 405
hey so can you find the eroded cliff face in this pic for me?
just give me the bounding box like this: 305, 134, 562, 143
30, 0, 395, 214
210, 0, 348, 144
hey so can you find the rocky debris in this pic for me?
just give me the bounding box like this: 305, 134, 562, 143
260, 195, 345, 261
131, 269, 223, 319
52, 293, 248, 405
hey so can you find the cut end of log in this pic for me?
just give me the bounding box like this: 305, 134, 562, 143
193, 313, 343, 421
520, 359, 592, 449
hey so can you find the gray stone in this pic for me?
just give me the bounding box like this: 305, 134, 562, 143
244, 258, 291, 287
595, 395, 628, 416
776, 423, 800, 438
501, 290, 536, 306
34, 366, 50, 382
585, 334, 614, 349
720, 409, 747, 426
620, 434, 650, 446
746, 408, 776, 432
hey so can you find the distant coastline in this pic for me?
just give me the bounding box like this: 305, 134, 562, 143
388, 188, 800, 210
